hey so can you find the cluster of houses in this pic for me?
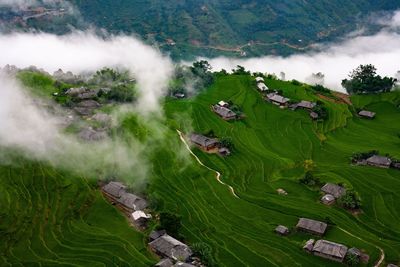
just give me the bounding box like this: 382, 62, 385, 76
320, 183, 346, 205
255, 76, 321, 119
190, 133, 231, 157
275, 218, 369, 264
211, 101, 240, 120
102, 181, 151, 227
356, 154, 400, 170
150, 230, 201, 267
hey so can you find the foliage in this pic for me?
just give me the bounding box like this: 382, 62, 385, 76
220, 138, 235, 151
338, 191, 362, 210
311, 84, 331, 95
351, 150, 379, 162
291, 79, 302, 86
106, 84, 136, 102
191, 242, 215, 267
158, 212, 182, 238
312, 105, 328, 120
342, 64, 397, 94
345, 253, 360, 266
299, 171, 321, 186
232, 65, 250, 75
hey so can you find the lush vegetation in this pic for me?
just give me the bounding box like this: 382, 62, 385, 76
342, 64, 397, 95
1, 72, 400, 266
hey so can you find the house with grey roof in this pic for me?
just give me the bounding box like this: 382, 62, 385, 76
358, 110, 376, 119
155, 258, 173, 267
275, 225, 289, 236
366, 155, 392, 168
296, 218, 327, 236
310, 111, 319, 120
266, 93, 290, 106
150, 230, 167, 241
212, 105, 237, 120
149, 234, 193, 262
255, 77, 264, 83
312, 239, 348, 262
303, 239, 315, 252
257, 82, 268, 91
118, 193, 148, 211
297, 100, 316, 110
102, 181, 126, 198
321, 194, 335, 205
190, 133, 219, 151
321, 183, 346, 199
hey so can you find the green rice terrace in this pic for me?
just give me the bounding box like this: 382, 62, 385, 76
1, 72, 400, 266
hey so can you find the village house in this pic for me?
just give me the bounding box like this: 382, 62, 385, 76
347, 247, 361, 258
275, 225, 289, 236
212, 105, 237, 120
174, 92, 185, 99
118, 193, 148, 211
155, 258, 173, 267
387, 264, 399, 267
255, 77, 264, 83
358, 110, 376, 119
102, 181, 127, 198
150, 230, 167, 241
296, 218, 327, 236
78, 127, 107, 142
257, 82, 268, 91
266, 92, 290, 107
132, 210, 152, 226
366, 155, 392, 168
312, 239, 348, 263
190, 133, 219, 151
297, 100, 316, 110
321, 194, 335, 205
310, 111, 319, 120
218, 100, 229, 107
149, 233, 193, 262
321, 183, 346, 199
303, 239, 315, 252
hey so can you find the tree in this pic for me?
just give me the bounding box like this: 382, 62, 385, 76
341, 64, 397, 94
159, 212, 182, 238
232, 65, 250, 75
191, 242, 215, 266
338, 191, 361, 210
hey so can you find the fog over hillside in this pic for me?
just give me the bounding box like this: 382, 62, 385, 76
205, 10, 400, 92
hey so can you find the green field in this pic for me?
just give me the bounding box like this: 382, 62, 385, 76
1, 74, 400, 266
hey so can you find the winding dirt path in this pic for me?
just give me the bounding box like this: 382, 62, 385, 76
176, 130, 239, 199
338, 227, 385, 267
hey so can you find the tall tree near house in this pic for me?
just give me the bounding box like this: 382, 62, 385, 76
341, 64, 397, 94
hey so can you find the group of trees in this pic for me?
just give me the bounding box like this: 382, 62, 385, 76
342, 64, 397, 94
338, 191, 362, 210
299, 171, 321, 186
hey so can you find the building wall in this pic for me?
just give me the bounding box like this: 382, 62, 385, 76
313, 252, 344, 262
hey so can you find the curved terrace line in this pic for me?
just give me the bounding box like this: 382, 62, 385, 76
176, 129, 239, 199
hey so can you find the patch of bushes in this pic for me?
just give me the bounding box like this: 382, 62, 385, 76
311, 84, 331, 95
158, 212, 182, 239
351, 150, 378, 162
220, 138, 235, 151
191, 242, 215, 267
299, 171, 321, 186
338, 191, 361, 210
345, 253, 360, 266
312, 104, 328, 120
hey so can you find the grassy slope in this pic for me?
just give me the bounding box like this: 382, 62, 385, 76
0, 158, 156, 266
159, 75, 400, 266
1, 73, 400, 266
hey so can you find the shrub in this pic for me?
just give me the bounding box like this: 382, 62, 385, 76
191, 242, 215, 267
299, 171, 320, 186
345, 253, 360, 266
338, 191, 361, 210
158, 212, 182, 238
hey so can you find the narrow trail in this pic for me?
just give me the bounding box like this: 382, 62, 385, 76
338, 227, 385, 267
176, 130, 239, 199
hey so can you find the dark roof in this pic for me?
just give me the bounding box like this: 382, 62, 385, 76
296, 218, 327, 235
190, 134, 219, 148
117, 193, 148, 210
150, 230, 167, 241
313, 240, 348, 259
358, 110, 376, 118
149, 234, 192, 261
155, 258, 174, 267
267, 93, 290, 104
212, 105, 236, 119
321, 183, 346, 198
102, 182, 126, 198
366, 155, 392, 166
297, 100, 316, 109
275, 225, 289, 234
310, 112, 319, 119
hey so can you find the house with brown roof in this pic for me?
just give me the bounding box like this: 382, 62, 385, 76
358, 110, 376, 119
149, 234, 193, 261
312, 240, 348, 262
321, 183, 346, 199
366, 155, 392, 168
190, 133, 219, 151
296, 218, 327, 236
212, 105, 237, 120
266, 93, 290, 107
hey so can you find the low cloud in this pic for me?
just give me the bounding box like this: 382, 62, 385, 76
0, 31, 173, 113
205, 10, 400, 92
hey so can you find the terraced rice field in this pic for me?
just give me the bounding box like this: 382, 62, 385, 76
1, 74, 399, 266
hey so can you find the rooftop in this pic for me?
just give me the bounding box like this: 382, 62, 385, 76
117, 193, 148, 211
149, 234, 192, 261
297, 100, 316, 109
102, 181, 126, 198
213, 105, 236, 119
366, 155, 392, 166
190, 133, 219, 148
358, 110, 376, 118
296, 218, 327, 235
267, 93, 290, 104
313, 239, 348, 259
321, 183, 346, 199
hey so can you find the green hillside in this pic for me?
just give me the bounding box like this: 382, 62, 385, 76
71, 0, 400, 58
1, 73, 400, 266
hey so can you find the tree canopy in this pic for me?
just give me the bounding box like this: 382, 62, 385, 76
341, 64, 397, 94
